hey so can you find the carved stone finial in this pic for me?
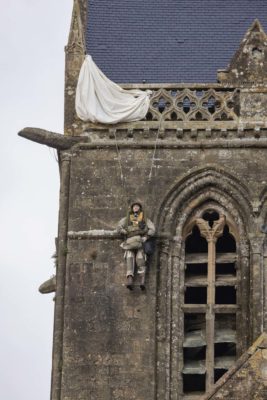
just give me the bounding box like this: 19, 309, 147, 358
196, 215, 226, 242
218, 19, 267, 84
77, 0, 87, 28
65, 0, 86, 55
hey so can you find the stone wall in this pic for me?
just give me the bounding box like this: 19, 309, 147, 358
66, 145, 267, 233
52, 140, 267, 399
45, 2, 267, 399
61, 238, 156, 399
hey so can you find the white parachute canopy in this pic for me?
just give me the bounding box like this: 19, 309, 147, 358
75, 55, 152, 124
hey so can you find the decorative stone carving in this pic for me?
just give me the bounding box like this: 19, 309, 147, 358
147, 87, 239, 122
196, 215, 226, 242
158, 166, 252, 235
218, 20, 267, 84
65, 0, 85, 54
155, 168, 251, 398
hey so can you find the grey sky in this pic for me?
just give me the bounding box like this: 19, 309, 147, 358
0, 1, 73, 399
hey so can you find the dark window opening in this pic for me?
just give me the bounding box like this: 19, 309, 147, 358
183, 374, 206, 393
215, 286, 236, 304
207, 97, 215, 114
183, 347, 206, 383
182, 212, 239, 395
158, 97, 166, 113
183, 97, 190, 113
216, 263, 236, 276
184, 314, 206, 353
186, 226, 208, 253
185, 263, 207, 282
214, 368, 227, 383
219, 112, 229, 121
171, 111, 177, 120
195, 111, 204, 120
215, 342, 236, 357
184, 346, 206, 361
216, 225, 236, 253
252, 46, 263, 60
146, 111, 153, 121
215, 314, 236, 332
185, 313, 206, 334
215, 342, 236, 372
185, 287, 207, 304
202, 210, 220, 227
183, 106, 190, 114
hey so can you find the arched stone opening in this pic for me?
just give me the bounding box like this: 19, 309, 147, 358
155, 169, 251, 400
157, 165, 253, 236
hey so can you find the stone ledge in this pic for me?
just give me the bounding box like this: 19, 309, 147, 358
75, 137, 267, 151
68, 229, 120, 239
68, 230, 169, 240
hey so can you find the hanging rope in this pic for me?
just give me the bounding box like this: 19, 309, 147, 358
114, 130, 129, 200
113, 111, 164, 207
48, 147, 59, 164
148, 114, 163, 183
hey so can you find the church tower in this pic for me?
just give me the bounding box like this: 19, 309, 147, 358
20, 1, 267, 399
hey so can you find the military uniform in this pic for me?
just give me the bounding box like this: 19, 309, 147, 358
117, 202, 155, 289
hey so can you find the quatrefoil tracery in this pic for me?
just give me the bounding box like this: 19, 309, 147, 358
147, 88, 239, 122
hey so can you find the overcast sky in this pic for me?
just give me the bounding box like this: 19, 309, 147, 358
0, 1, 73, 399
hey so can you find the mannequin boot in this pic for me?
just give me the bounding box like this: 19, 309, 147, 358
139, 273, 146, 290
126, 257, 134, 290
126, 275, 134, 290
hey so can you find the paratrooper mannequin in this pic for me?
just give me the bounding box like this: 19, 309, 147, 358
117, 202, 155, 290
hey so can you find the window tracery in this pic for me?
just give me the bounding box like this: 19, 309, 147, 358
156, 168, 252, 400
181, 208, 240, 397
146, 88, 239, 122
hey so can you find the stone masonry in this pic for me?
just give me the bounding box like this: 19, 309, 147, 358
19, 1, 267, 399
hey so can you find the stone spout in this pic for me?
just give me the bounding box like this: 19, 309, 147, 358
39, 275, 56, 294
18, 127, 88, 150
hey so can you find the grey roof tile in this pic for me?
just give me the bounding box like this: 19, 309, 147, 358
86, 0, 267, 83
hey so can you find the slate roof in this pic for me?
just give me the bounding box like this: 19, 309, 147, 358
86, 0, 267, 83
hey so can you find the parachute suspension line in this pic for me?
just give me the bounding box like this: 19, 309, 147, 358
114, 130, 129, 200
48, 147, 59, 164
113, 113, 164, 206
148, 114, 163, 183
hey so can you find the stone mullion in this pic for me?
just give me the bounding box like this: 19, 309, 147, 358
170, 239, 183, 400
250, 236, 264, 341
263, 242, 267, 332
196, 216, 225, 394
165, 243, 174, 400
206, 238, 216, 392
156, 240, 171, 400
238, 254, 249, 354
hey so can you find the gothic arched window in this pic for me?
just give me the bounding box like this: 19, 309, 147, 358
182, 209, 239, 396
